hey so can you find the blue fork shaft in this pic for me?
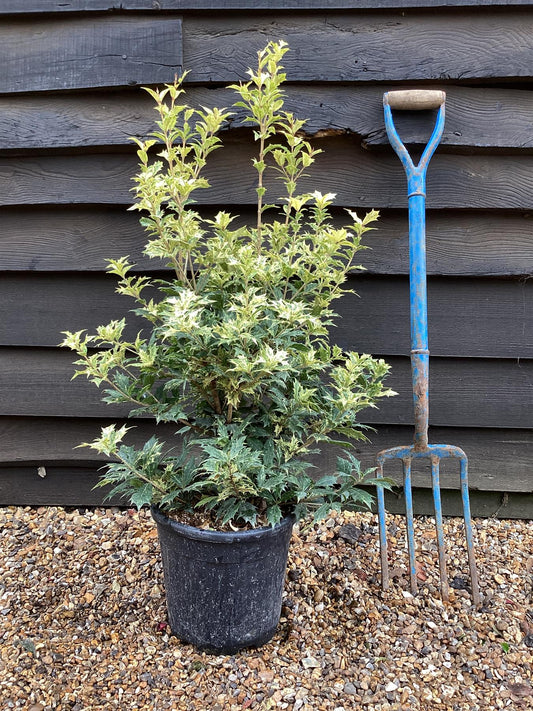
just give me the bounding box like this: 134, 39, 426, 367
408, 192, 429, 356
384, 102, 445, 449
409, 193, 430, 450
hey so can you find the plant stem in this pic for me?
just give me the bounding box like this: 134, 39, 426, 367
210, 381, 223, 415
114, 453, 168, 495
256, 134, 265, 248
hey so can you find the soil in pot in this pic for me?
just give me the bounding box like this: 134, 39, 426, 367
151, 506, 294, 654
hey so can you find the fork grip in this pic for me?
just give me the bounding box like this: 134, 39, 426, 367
384, 90, 446, 110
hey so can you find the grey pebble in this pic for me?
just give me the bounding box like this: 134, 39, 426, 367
343, 682, 358, 695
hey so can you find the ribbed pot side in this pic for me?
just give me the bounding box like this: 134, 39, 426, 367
151, 507, 294, 654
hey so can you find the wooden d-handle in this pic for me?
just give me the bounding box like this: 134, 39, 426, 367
383, 89, 446, 110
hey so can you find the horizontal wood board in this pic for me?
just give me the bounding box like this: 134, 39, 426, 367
336, 276, 533, 359
0, 348, 530, 428
5, 140, 533, 209
182, 13, 533, 84
0, 418, 529, 494
2, 272, 531, 359
0, 466, 125, 507
2, 1, 532, 13
0, 16, 182, 94
6, 12, 533, 94
1, 207, 532, 277
2, 86, 532, 151
378, 489, 533, 519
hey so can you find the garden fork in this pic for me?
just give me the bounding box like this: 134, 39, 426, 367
376, 90, 481, 606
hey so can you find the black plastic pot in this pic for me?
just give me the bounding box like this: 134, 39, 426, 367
151, 506, 294, 654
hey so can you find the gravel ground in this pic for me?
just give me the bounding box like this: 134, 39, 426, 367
1, 506, 532, 711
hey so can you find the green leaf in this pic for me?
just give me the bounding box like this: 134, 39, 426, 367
130, 484, 154, 509
266, 504, 282, 527
314, 474, 338, 488
312, 502, 334, 522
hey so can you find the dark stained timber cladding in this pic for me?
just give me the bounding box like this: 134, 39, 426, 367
0, 348, 530, 428
2, 86, 533, 152
183, 13, 533, 84
1, 1, 533, 12
5, 140, 533, 209
1, 207, 532, 277
0, 274, 149, 348
1, 4, 532, 511
0, 417, 182, 465
0, 16, 182, 94
0, 419, 531, 495
0, 424, 531, 509
336, 276, 533, 359
1, 273, 531, 360
0, 466, 127, 507
372, 357, 533, 429
0, 208, 151, 272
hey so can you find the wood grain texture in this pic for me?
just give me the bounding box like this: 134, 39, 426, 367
2, 273, 531, 359
0, 417, 181, 465
0, 274, 147, 347
0, 348, 529, 427
337, 275, 533, 359
0, 16, 182, 94
0, 1, 531, 13
183, 12, 533, 84
5, 138, 533, 209
0, 466, 126, 507
0, 208, 150, 272
313, 425, 533, 493
0, 92, 156, 151
0, 418, 530, 494
2, 86, 533, 151
0, 349, 131, 419
370, 356, 533, 429
1, 207, 532, 277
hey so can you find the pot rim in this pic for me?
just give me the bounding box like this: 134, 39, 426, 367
151, 505, 295, 544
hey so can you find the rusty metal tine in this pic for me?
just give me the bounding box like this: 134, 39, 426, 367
376, 461, 390, 591
460, 457, 481, 606
403, 457, 418, 595
430, 456, 449, 601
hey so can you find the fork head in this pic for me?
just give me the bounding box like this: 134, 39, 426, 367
376, 443, 480, 606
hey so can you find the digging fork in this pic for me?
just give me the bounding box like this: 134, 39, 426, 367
376, 90, 481, 606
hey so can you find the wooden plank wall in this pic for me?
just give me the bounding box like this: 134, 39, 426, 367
0, 1, 531, 517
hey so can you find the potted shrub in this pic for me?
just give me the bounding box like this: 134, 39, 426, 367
62, 41, 394, 654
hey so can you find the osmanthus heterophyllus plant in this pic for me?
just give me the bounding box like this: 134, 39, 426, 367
62, 41, 395, 529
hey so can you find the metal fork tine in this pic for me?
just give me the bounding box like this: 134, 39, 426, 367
376, 461, 390, 591
460, 457, 481, 606
403, 457, 418, 595
430, 456, 449, 601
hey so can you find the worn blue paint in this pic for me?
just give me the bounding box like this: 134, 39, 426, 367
376, 94, 480, 606
402, 457, 417, 593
